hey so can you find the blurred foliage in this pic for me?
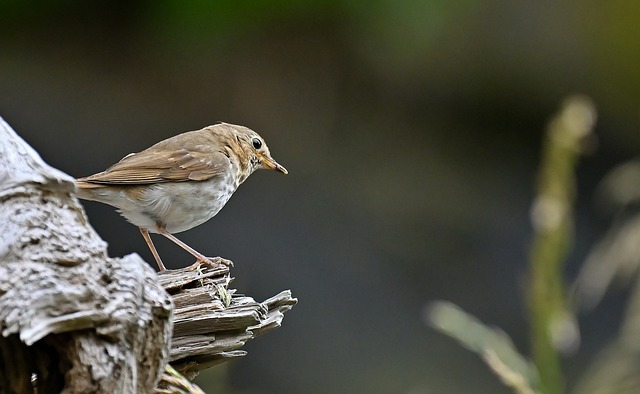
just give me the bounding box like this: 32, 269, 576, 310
429, 94, 640, 393
571, 277, 640, 394
571, 160, 640, 393
527, 96, 595, 394
429, 97, 596, 394
427, 301, 539, 394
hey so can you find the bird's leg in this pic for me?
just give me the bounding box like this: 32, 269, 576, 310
155, 225, 232, 270
139, 228, 166, 271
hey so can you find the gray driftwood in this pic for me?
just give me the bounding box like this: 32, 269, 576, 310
0, 118, 297, 394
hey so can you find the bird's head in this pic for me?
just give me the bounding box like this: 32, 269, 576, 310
216, 123, 288, 178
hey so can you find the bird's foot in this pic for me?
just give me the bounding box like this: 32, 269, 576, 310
187, 256, 234, 271
210, 256, 234, 267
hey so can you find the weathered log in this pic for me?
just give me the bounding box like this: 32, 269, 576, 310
0, 117, 173, 393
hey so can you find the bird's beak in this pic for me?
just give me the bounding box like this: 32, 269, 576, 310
258, 153, 288, 174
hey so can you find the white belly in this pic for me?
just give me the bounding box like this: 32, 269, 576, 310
128, 180, 237, 233
79, 176, 238, 234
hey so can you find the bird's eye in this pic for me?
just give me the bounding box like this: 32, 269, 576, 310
252, 138, 262, 149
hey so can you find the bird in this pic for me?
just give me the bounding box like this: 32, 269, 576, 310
74, 122, 287, 271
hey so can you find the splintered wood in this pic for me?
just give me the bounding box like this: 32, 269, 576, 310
157, 264, 297, 379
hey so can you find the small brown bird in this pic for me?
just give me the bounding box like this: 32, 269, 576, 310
75, 122, 287, 271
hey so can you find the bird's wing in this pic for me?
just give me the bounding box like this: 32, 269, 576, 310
77, 148, 231, 185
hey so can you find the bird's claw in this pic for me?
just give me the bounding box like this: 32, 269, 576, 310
211, 257, 234, 267
188, 256, 234, 271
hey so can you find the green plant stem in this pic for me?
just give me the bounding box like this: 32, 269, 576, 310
528, 96, 596, 394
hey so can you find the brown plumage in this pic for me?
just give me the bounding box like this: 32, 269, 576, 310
75, 122, 287, 271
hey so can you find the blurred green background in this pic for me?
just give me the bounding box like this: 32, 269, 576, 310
2, 1, 640, 393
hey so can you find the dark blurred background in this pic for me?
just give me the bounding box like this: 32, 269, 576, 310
2, 1, 640, 393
